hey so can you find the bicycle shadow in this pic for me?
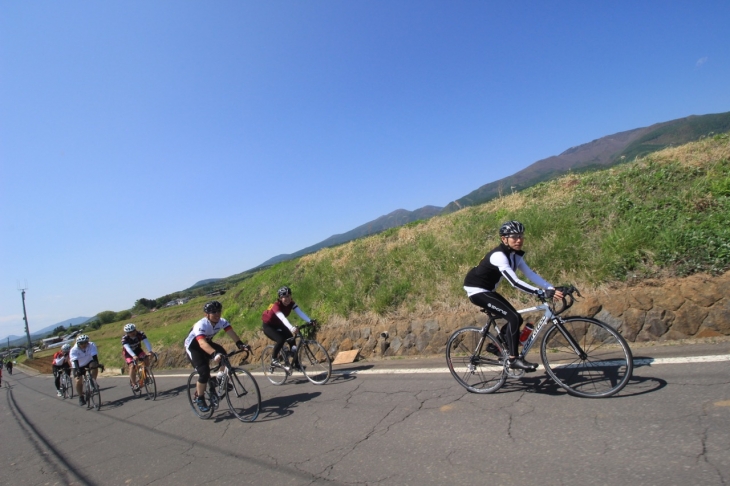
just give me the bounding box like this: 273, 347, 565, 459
495, 367, 666, 398
153, 383, 186, 401
242, 391, 323, 423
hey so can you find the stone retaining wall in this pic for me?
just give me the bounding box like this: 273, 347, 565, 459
245, 271, 730, 360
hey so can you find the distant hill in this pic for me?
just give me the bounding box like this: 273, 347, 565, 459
441, 111, 730, 213
1, 316, 91, 347
187, 278, 223, 290
253, 206, 443, 269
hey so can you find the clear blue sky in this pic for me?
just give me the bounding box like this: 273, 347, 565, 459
1, 2, 729, 339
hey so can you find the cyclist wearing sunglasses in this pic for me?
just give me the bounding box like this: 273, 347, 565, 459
261, 286, 314, 372
122, 323, 155, 391
70, 334, 100, 406
184, 301, 247, 413
463, 220, 563, 371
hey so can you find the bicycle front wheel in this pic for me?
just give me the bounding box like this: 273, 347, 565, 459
88, 378, 101, 411
226, 368, 261, 422
61, 373, 73, 399
446, 327, 507, 394
298, 341, 331, 385
541, 317, 633, 398
261, 345, 288, 385
186, 372, 215, 419
142, 368, 157, 400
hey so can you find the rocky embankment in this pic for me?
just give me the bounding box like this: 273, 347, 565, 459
244, 270, 730, 360
22, 271, 729, 374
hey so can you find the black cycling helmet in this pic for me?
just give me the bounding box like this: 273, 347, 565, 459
499, 220, 525, 237
277, 286, 292, 298
203, 301, 223, 314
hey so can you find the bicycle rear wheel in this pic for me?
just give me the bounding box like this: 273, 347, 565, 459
88, 378, 101, 410
446, 327, 507, 394
142, 368, 157, 400
225, 368, 261, 422
298, 340, 331, 385
261, 345, 288, 385
186, 371, 215, 419
541, 317, 633, 398
61, 373, 73, 399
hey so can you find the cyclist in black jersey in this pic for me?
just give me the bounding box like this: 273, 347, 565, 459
463, 220, 564, 371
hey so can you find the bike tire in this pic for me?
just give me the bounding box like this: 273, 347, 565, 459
143, 368, 157, 400
261, 345, 288, 385
298, 341, 331, 385
225, 368, 261, 422
186, 371, 215, 419
88, 378, 101, 411
446, 327, 507, 394
130, 374, 142, 398
61, 373, 74, 399
541, 317, 633, 398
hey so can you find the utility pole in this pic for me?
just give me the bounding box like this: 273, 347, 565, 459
20, 287, 33, 359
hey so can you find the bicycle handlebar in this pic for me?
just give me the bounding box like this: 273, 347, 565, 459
548, 285, 582, 315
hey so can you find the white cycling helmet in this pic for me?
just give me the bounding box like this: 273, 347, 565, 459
61, 343, 71, 352
124, 323, 136, 333
76, 334, 90, 344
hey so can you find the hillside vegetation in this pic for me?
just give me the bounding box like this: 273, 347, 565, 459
59, 134, 730, 369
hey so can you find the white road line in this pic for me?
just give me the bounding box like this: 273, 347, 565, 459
140, 354, 730, 378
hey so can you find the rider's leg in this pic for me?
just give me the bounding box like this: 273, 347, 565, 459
469, 292, 523, 358
263, 322, 293, 363
128, 360, 137, 385
53, 366, 62, 390
190, 342, 225, 400
75, 370, 84, 396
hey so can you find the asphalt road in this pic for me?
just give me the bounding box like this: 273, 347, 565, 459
2, 341, 729, 486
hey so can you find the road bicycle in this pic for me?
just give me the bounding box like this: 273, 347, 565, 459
78, 363, 103, 410
130, 353, 158, 400
59, 369, 74, 399
446, 286, 633, 398
261, 321, 332, 386
186, 347, 261, 422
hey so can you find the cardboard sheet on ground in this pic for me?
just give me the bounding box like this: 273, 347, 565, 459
332, 349, 360, 365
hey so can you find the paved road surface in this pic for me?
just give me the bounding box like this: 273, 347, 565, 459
2, 342, 729, 485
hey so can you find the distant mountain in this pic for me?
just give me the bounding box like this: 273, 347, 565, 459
188, 278, 223, 290
441, 111, 730, 213
254, 206, 443, 269
1, 316, 90, 347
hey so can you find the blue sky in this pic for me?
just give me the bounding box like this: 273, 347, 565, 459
1, 1, 729, 339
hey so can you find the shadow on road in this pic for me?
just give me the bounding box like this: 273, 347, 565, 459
473, 370, 666, 398
251, 391, 323, 423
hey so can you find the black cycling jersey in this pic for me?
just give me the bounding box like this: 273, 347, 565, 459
464, 242, 549, 295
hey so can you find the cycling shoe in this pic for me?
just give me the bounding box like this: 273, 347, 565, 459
508, 358, 538, 371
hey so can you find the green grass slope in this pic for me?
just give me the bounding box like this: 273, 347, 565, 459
81, 133, 730, 370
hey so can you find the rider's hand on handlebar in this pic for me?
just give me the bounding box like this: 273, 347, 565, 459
552, 288, 564, 301
212, 353, 223, 363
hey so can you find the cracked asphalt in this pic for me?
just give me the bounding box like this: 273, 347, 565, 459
1, 341, 729, 485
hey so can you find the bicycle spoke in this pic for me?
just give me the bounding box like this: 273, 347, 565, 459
541, 317, 633, 398
299, 341, 331, 385
446, 327, 506, 394
226, 368, 261, 422
143, 368, 157, 400
261, 346, 288, 385
186, 371, 214, 419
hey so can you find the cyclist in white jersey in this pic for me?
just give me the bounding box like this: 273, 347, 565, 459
184, 301, 247, 413
70, 334, 100, 406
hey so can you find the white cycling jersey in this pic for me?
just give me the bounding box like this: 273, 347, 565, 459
70, 342, 99, 368
184, 317, 232, 357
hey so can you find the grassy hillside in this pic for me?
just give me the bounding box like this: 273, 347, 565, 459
68, 133, 730, 370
